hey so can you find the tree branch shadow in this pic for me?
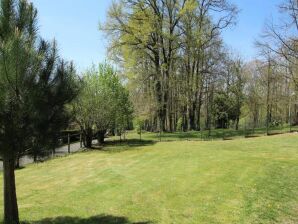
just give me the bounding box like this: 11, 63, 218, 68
23, 214, 154, 224
90, 139, 157, 153
105, 139, 156, 147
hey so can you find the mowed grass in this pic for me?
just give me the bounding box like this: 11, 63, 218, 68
0, 134, 298, 223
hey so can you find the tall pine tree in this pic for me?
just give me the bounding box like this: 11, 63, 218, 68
0, 0, 79, 223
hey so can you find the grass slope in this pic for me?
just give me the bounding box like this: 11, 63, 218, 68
0, 134, 297, 223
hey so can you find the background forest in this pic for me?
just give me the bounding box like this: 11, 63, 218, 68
98, 0, 298, 135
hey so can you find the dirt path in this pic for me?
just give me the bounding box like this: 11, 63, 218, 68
0, 141, 85, 170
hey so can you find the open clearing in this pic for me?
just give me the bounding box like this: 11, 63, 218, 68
0, 134, 297, 224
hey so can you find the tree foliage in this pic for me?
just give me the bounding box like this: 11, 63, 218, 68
0, 0, 79, 223
101, 0, 238, 132
73, 63, 133, 147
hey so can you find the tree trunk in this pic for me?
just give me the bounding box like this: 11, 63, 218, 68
85, 135, 92, 148
33, 153, 37, 163
235, 117, 240, 131
295, 104, 298, 125
197, 101, 202, 131
182, 106, 188, 131
189, 102, 196, 131
97, 130, 106, 145
84, 128, 93, 148
3, 156, 19, 224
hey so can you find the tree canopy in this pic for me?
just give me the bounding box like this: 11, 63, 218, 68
73, 63, 133, 147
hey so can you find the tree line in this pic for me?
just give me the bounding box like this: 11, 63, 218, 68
101, 0, 298, 133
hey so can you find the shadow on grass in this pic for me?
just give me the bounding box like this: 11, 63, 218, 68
89, 139, 157, 153
105, 139, 156, 147
15, 165, 26, 170
24, 214, 153, 224
158, 132, 199, 139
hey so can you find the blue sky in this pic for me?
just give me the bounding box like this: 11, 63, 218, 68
30, 0, 283, 72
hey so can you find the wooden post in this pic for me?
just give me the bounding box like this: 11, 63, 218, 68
200, 128, 203, 141
80, 133, 82, 148
289, 103, 292, 133
52, 147, 55, 157
159, 118, 162, 142
68, 134, 70, 154
288, 98, 296, 133
222, 119, 225, 140
244, 119, 247, 137
159, 129, 161, 142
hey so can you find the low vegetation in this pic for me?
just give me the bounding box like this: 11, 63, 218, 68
0, 134, 297, 223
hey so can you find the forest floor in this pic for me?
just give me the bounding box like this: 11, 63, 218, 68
0, 133, 297, 223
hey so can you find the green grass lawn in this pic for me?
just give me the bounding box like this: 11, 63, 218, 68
0, 134, 298, 223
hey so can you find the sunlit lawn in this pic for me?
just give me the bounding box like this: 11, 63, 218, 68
0, 134, 297, 223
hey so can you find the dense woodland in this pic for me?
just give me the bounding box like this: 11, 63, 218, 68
102, 0, 298, 133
